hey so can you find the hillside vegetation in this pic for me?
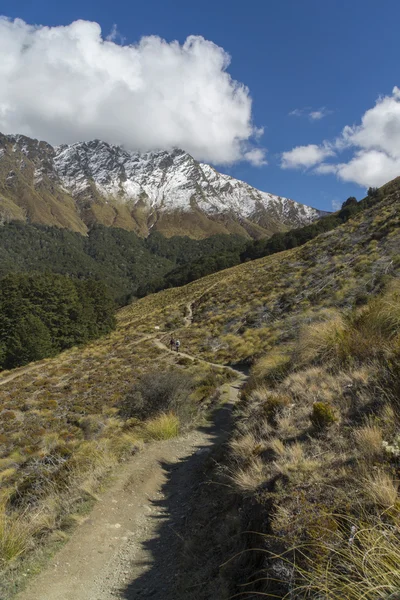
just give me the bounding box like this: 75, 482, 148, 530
1, 176, 400, 597
0, 316, 231, 597
0, 273, 115, 369
116, 176, 400, 596
138, 186, 382, 296
0, 222, 246, 303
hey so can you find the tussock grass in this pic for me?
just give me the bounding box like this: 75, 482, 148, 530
354, 424, 383, 460
297, 313, 349, 367
291, 518, 400, 600
223, 274, 400, 597
144, 412, 180, 440
0, 508, 37, 564
363, 469, 399, 509
230, 457, 265, 493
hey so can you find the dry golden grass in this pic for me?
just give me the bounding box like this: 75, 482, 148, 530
363, 470, 399, 509
297, 313, 349, 367
230, 456, 265, 493
143, 412, 180, 441
354, 424, 383, 460
229, 432, 264, 465
292, 518, 400, 600
0, 507, 38, 564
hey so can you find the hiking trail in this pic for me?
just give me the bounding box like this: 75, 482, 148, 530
16, 344, 247, 600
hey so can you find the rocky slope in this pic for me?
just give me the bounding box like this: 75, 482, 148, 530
0, 133, 323, 238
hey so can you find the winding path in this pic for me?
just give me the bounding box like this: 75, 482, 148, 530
16, 344, 247, 600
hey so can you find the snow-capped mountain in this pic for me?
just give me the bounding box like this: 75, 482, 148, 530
0, 133, 324, 238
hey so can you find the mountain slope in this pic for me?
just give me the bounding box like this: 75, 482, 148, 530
119, 176, 400, 364
1, 176, 400, 598
0, 133, 323, 238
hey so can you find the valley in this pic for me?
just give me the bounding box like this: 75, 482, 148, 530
1, 176, 400, 598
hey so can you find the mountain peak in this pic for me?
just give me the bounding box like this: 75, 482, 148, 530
0, 133, 324, 238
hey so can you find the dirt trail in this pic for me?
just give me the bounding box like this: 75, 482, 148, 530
183, 282, 219, 329
0, 334, 159, 388
153, 338, 242, 374
16, 371, 246, 600
0, 363, 41, 387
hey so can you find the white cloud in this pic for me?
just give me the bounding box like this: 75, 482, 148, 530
335, 151, 400, 187
0, 17, 263, 165
289, 107, 331, 120
313, 163, 338, 175
243, 148, 267, 166
289, 108, 304, 117
283, 87, 400, 187
281, 144, 335, 170
331, 199, 342, 211
309, 108, 331, 121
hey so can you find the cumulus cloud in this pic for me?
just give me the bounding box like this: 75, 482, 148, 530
0, 17, 265, 165
283, 87, 400, 187
243, 148, 268, 166
281, 144, 335, 169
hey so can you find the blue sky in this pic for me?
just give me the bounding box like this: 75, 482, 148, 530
1, 0, 400, 211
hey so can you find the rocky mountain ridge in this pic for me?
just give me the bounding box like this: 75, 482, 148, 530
0, 133, 324, 238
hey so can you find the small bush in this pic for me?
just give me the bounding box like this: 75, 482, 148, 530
119, 370, 193, 420
310, 402, 337, 429
263, 393, 291, 425
144, 412, 180, 440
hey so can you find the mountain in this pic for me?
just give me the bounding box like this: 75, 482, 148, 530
0, 133, 323, 238
1, 175, 400, 598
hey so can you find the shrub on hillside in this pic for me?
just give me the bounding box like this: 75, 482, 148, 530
262, 393, 291, 425
119, 370, 194, 421
310, 401, 337, 429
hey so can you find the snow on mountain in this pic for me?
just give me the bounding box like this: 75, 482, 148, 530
0, 134, 323, 237
52, 140, 319, 224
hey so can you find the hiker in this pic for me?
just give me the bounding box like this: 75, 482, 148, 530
175, 339, 181, 353
170, 337, 175, 351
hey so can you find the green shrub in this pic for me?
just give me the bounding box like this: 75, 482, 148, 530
263, 393, 291, 425
310, 402, 337, 429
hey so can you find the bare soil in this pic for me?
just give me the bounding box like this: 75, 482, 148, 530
16, 376, 246, 600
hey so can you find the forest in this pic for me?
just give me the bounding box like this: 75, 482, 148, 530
0, 273, 115, 369
0, 222, 246, 304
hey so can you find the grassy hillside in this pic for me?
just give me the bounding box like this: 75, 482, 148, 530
117, 177, 400, 596
1, 176, 400, 596
222, 279, 400, 598
0, 321, 232, 596
120, 177, 400, 365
